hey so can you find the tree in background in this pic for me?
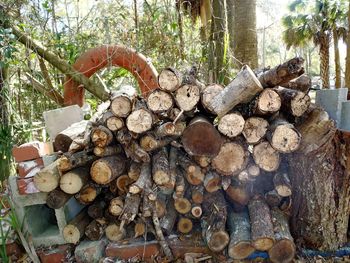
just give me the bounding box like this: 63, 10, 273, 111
346, 1, 350, 89
230, 0, 258, 69
283, 0, 346, 89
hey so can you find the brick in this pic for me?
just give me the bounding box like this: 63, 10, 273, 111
6, 242, 25, 262
12, 141, 53, 163
37, 244, 74, 263
16, 177, 40, 195
17, 158, 44, 177
75, 239, 108, 263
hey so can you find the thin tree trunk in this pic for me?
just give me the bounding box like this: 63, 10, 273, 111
345, 1, 350, 90
176, 1, 184, 60
233, 0, 258, 69
333, 29, 341, 89
320, 34, 330, 89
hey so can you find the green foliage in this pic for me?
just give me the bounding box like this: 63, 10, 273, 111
0, 126, 13, 183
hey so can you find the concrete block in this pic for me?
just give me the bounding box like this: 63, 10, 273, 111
42, 154, 58, 167
43, 105, 83, 140
75, 238, 108, 263
315, 88, 348, 127
9, 176, 85, 247
340, 101, 350, 131
12, 141, 53, 163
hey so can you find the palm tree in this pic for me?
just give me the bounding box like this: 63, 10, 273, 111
283, 0, 346, 89
346, 1, 350, 89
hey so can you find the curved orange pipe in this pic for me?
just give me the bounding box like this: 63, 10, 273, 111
64, 45, 159, 106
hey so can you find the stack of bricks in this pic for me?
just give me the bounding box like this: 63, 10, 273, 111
12, 141, 55, 195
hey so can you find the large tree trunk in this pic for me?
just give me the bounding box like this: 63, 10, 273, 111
232, 0, 258, 69
333, 29, 341, 89
346, 1, 350, 92
208, 0, 227, 83
319, 34, 330, 89
287, 106, 350, 250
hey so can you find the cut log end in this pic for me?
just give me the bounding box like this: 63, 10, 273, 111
243, 117, 269, 144
63, 225, 81, 244
191, 206, 202, 218
158, 68, 181, 92
34, 172, 59, 193
228, 241, 255, 260
105, 224, 126, 242
174, 198, 191, 214
77, 185, 98, 204
201, 84, 224, 113
126, 109, 153, 134
257, 89, 281, 114
212, 142, 248, 176
106, 116, 124, 131
109, 197, 124, 216
91, 126, 113, 148
111, 96, 132, 118
177, 217, 193, 234
208, 231, 230, 252
253, 238, 275, 251
269, 240, 295, 263
218, 113, 245, 138
91, 161, 112, 185
291, 92, 311, 117
147, 90, 173, 113
271, 124, 301, 153
175, 84, 200, 111
253, 141, 280, 172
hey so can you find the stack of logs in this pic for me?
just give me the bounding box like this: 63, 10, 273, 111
34, 57, 312, 262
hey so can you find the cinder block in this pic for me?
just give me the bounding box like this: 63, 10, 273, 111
75, 238, 108, 263
315, 88, 348, 127
340, 101, 350, 131
17, 158, 44, 178
12, 141, 53, 163
9, 176, 85, 247
37, 244, 74, 263
43, 105, 83, 140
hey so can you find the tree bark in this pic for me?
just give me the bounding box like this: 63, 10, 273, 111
319, 34, 330, 89
287, 107, 350, 250
281, 74, 311, 93
46, 189, 72, 209
54, 120, 88, 152
346, 1, 350, 91
85, 219, 107, 241
63, 209, 90, 244
152, 147, 170, 186
57, 151, 97, 172
93, 145, 122, 157
232, 0, 258, 69
88, 200, 107, 219
333, 29, 341, 89
90, 155, 126, 185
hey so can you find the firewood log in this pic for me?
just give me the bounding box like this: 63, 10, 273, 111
265, 190, 283, 208
90, 155, 126, 185
248, 196, 275, 251
134, 219, 146, 238
110, 85, 136, 118
266, 117, 301, 153
209, 65, 263, 117
105, 223, 126, 242
128, 161, 141, 181
201, 83, 224, 113
116, 129, 150, 163
140, 133, 174, 152
75, 183, 100, 205
242, 117, 269, 145
174, 167, 186, 199
102, 111, 124, 132
63, 209, 90, 244
85, 218, 107, 241
177, 217, 193, 234
273, 171, 292, 197
152, 148, 171, 186
201, 191, 229, 252
227, 209, 255, 259
167, 107, 186, 122
159, 146, 177, 195
158, 67, 182, 92
177, 154, 204, 185
253, 141, 280, 172
129, 163, 151, 194
281, 74, 311, 93
34, 160, 60, 192
203, 170, 221, 193
247, 163, 260, 178
174, 84, 200, 111
114, 174, 132, 194
68, 121, 92, 153
146, 89, 174, 113
268, 209, 296, 263
174, 197, 192, 214
193, 155, 211, 168
93, 145, 123, 157
274, 86, 311, 117
190, 205, 203, 219
160, 200, 177, 235
88, 200, 107, 219
109, 197, 124, 216
258, 57, 304, 88
155, 194, 167, 218
119, 193, 141, 224
57, 151, 97, 173
91, 125, 114, 148
251, 88, 281, 115
126, 99, 153, 134
217, 112, 245, 138
46, 189, 72, 209
54, 120, 88, 152
225, 178, 251, 206
191, 185, 204, 204
182, 117, 222, 157
60, 167, 90, 194
212, 141, 249, 176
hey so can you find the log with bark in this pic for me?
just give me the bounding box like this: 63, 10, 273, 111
34, 160, 61, 192
281, 74, 311, 93
90, 155, 126, 185
46, 189, 72, 209
60, 167, 90, 194
63, 209, 91, 244
110, 85, 136, 118
54, 120, 88, 152
158, 67, 182, 92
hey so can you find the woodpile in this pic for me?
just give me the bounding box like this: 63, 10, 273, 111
34, 57, 313, 261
